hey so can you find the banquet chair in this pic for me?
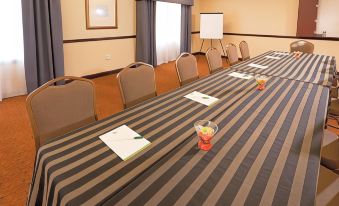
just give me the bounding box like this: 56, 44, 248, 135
328, 98, 339, 127
206, 48, 223, 74
316, 165, 339, 206
327, 78, 339, 128
323, 130, 338, 147
226, 43, 240, 66
290, 40, 314, 54
328, 79, 339, 127
331, 78, 338, 99
321, 138, 339, 175
239, 41, 250, 61
175, 53, 199, 86
117, 62, 157, 108
26, 76, 98, 150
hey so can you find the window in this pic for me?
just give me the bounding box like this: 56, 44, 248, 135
0, 0, 27, 101
156, 1, 181, 65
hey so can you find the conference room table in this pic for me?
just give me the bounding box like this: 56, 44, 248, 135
27, 51, 335, 206
232, 51, 336, 87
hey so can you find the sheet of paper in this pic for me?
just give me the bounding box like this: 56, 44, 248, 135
265, 55, 281, 60
228, 72, 253, 79
273, 52, 290, 56
248, 63, 269, 69
99, 125, 151, 161
184, 91, 219, 106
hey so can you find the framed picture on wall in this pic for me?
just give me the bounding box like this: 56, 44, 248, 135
85, 0, 117, 29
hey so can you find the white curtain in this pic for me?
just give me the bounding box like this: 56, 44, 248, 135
156, 1, 181, 65
0, 0, 27, 101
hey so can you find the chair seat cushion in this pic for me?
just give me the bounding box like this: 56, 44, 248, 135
321, 140, 339, 173
329, 99, 339, 116
316, 166, 339, 206
323, 130, 339, 147
331, 87, 338, 99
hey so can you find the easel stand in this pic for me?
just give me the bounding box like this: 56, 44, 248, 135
199, 39, 226, 57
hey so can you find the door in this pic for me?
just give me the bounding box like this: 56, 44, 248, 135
296, 0, 318, 37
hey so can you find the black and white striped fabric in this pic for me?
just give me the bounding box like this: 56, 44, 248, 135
27, 51, 332, 206
232, 51, 336, 87
28, 69, 261, 206
104, 78, 329, 206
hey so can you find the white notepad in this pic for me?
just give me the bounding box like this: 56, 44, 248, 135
184, 91, 219, 106
265, 55, 281, 60
248, 63, 269, 69
99, 125, 151, 161
228, 72, 253, 79
273, 52, 290, 56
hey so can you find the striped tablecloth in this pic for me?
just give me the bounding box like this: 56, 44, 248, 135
27, 54, 331, 206
104, 78, 329, 206
232, 51, 336, 87
27, 69, 261, 206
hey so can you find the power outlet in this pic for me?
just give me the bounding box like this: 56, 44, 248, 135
105, 54, 112, 60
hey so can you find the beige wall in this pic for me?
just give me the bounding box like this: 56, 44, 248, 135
61, 0, 339, 77
192, 0, 339, 64
62, 0, 201, 77
191, 0, 200, 31
199, 0, 299, 36
61, 0, 136, 76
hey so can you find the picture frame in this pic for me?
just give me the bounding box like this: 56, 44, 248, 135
85, 0, 118, 29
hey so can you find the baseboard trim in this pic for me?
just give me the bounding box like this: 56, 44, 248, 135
193, 51, 230, 59
80, 52, 237, 80
192, 52, 205, 56
82, 68, 122, 79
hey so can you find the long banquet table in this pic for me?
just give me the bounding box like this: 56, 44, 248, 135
232, 51, 336, 87
27, 51, 335, 206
